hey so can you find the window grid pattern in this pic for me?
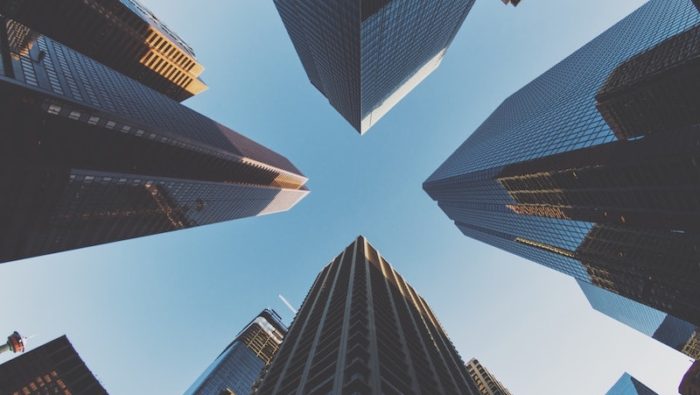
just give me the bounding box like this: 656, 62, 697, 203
3, 22, 302, 173
257, 237, 477, 395
274, 0, 473, 132
0, 336, 108, 395
424, 0, 700, 288
428, 0, 700, 181
185, 310, 287, 395
360, 0, 474, 117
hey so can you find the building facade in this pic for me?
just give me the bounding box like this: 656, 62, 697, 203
424, 0, 700, 325
0, 18, 308, 263
185, 309, 287, 395
0, 0, 206, 101
256, 236, 478, 395
680, 361, 700, 395
465, 358, 512, 395
274, 0, 475, 134
0, 335, 108, 395
606, 373, 658, 395
578, 281, 700, 360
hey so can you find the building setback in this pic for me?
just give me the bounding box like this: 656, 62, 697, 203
465, 358, 512, 395
606, 373, 658, 395
0, 18, 308, 263
185, 309, 287, 395
0, 0, 206, 101
256, 236, 478, 395
274, 0, 474, 134
578, 281, 700, 360
424, 0, 700, 326
0, 335, 108, 395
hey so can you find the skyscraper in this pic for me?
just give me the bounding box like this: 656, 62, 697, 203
0, 18, 308, 263
0, 0, 207, 101
606, 373, 658, 395
185, 309, 287, 395
424, 0, 700, 325
274, 0, 475, 134
0, 335, 108, 395
465, 358, 512, 395
578, 281, 700, 360
256, 236, 478, 395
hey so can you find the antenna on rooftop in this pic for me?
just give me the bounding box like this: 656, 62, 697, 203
278, 294, 298, 315
0, 331, 26, 355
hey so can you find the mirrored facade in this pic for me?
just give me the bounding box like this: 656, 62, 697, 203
186, 310, 287, 395
579, 281, 700, 360
274, 0, 475, 134
0, 0, 206, 101
424, 0, 700, 326
0, 18, 308, 263
606, 373, 658, 395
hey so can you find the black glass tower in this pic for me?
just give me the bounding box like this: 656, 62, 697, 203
256, 236, 478, 395
274, 0, 475, 134
185, 309, 287, 395
0, 335, 108, 395
424, 0, 700, 326
0, 18, 308, 263
0, 0, 207, 101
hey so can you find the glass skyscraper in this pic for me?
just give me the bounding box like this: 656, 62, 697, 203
274, 0, 475, 134
0, 0, 207, 101
0, 335, 108, 395
424, 0, 700, 326
185, 309, 287, 395
606, 373, 658, 395
256, 236, 479, 395
578, 281, 700, 360
0, 17, 308, 263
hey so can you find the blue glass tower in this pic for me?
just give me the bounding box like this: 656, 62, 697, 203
578, 281, 700, 360
606, 373, 658, 395
274, 0, 475, 134
424, 0, 700, 326
185, 309, 287, 395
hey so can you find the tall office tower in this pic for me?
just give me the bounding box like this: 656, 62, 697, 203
680, 361, 700, 395
465, 358, 512, 395
256, 236, 477, 395
274, 0, 474, 134
0, 0, 206, 101
606, 373, 658, 395
0, 19, 308, 264
185, 309, 287, 395
578, 281, 700, 360
0, 335, 108, 394
424, 0, 700, 325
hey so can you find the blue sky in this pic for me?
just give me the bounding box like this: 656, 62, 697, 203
0, 1, 694, 394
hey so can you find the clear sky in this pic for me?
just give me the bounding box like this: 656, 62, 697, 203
0, 1, 694, 394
